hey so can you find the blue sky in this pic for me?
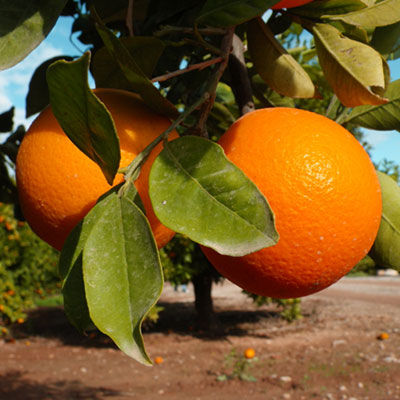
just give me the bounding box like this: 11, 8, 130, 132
1, 16, 400, 166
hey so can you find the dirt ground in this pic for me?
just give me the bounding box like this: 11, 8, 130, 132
1, 277, 400, 400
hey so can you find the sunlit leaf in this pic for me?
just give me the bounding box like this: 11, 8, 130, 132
369, 172, 400, 270
196, 0, 280, 28
328, 0, 400, 30
313, 23, 389, 107
47, 52, 120, 185
149, 136, 279, 256
248, 18, 317, 98
345, 80, 400, 131
60, 187, 163, 365
83, 192, 163, 365
292, 0, 367, 18
0, 0, 67, 71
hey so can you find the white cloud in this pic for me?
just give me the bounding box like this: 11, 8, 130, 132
0, 41, 62, 125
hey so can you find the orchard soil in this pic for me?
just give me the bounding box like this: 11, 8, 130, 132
1, 278, 400, 400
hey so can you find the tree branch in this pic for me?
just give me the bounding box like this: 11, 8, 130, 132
193, 28, 235, 137
228, 34, 255, 116
151, 57, 223, 83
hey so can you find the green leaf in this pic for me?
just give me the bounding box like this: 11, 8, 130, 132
94, 16, 178, 118
0, 107, 14, 133
47, 52, 120, 185
292, 0, 367, 18
26, 56, 73, 118
251, 75, 296, 108
247, 18, 317, 99
345, 79, 400, 131
196, 0, 280, 28
149, 136, 279, 256
83, 192, 163, 365
60, 188, 163, 365
59, 194, 118, 334
370, 21, 400, 60
92, 36, 165, 89
0, 0, 67, 71
61, 253, 94, 333
369, 172, 400, 270
313, 23, 389, 107
327, 0, 400, 30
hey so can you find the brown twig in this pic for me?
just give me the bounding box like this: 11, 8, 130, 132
193, 27, 235, 138
151, 57, 223, 83
126, 0, 134, 36
154, 26, 227, 38
228, 34, 255, 116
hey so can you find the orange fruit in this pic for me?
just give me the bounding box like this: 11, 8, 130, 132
377, 332, 389, 340
244, 348, 256, 359
271, 0, 313, 9
16, 88, 177, 251
154, 356, 164, 364
201, 108, 382, 299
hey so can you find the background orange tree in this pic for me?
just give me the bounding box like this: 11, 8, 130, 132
1, 0, 400, 364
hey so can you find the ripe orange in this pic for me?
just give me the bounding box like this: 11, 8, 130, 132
16, 88, 177, 251
377, 332, 389, 340
154, 356, 164, 364
201, 108, 382, 299
244, 348, 256, 359
271, 0, 313, 9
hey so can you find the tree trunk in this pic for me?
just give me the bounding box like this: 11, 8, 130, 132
192, 272, 222, 334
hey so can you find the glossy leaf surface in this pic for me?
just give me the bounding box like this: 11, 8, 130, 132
247, 18, 316, 99
345, 80, 400, 131
0, 0, 67, 70
47, 52, 120, 184
149, 136, 279, 256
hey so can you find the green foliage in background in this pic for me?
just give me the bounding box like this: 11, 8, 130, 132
0, 203, 60, 331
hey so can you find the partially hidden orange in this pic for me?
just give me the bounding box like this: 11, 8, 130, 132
201, 108, 382, 299
16, 88, 177, 251
271, 0, 313, 9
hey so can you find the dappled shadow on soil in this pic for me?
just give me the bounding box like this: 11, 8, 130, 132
0, 371, 122, 400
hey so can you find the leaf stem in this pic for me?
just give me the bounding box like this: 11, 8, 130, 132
118, 93, 210, 197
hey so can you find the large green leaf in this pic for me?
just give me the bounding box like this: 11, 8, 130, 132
369, 172, 400, 270
47, 52, 120, 185
92, 36, 165, 89
0, 0, 67, 71
196, 0, 280, 28
60, 188, 163, 365
83, 193, 162, 365
345, 79, 400, 131
149, 136, 279, 256
370, 21, 400, 60
328, 0, 400, 30
26, 56, 73, 118
313, 23, 389, 107
95, 17, 178, 118
247, 18, 317, 99
292, 0, 367, 18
